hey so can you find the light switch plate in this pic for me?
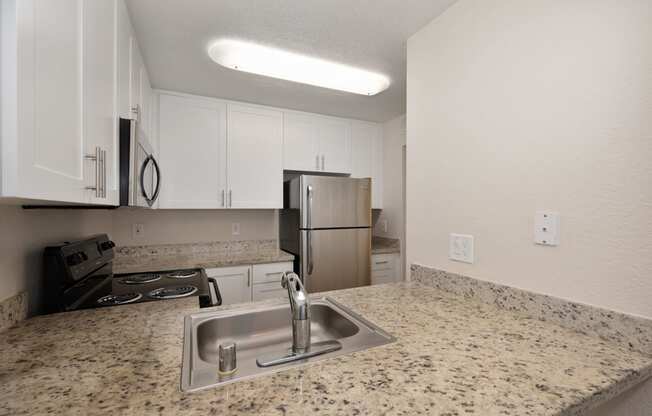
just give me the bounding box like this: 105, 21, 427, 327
449, 233, 474, 264
534, 211, 560, 246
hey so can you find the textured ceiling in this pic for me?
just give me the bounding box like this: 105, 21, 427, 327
125, 0, 457, 122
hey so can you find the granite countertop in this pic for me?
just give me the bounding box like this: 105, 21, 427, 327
113, 239, 294, 274
372, 236, 400, 255
2, 281, 651, 415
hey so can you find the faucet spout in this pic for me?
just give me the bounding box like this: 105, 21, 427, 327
282, 272, 311, 352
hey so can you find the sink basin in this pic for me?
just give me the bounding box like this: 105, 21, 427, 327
181, 297, 395, 392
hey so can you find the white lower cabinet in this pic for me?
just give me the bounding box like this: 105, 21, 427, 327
371, 253, 399, 285
205, 265, 251, 306
205, 262, 293, 306
252, 262, 294, 301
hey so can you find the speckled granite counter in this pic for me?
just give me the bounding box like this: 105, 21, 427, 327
2, 280, 651, 415
372, 236, 400, 255
113, 239, 294, 274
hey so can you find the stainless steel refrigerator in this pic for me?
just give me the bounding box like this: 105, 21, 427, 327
279, 175, 372, 293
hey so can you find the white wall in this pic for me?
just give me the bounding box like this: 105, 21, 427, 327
0, 205, 277, 314
374, 115, 406, 240
407, 0, 652, 319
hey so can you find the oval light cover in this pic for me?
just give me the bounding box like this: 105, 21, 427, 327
208, 39, 390, 96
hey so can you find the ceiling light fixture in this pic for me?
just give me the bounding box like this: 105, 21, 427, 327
207, 39, 390, 96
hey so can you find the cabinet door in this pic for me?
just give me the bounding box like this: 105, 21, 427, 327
158, 93, 227, 208
13, 0, 87, 203
252, 282, 287, 302
283, 113, 320, 172
252, 262, 294, 284
129, 37, 144, 127
227, 104, 283, 208
139, 65, 152, 138
116, 0, 132, 120
205, 266, 252, 306
83, 0, 118, 205
351, 121, 383, 209
317, 117, 351, 174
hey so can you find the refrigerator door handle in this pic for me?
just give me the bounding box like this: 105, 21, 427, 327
307, 230, 313, 275
306, 185, 313, 229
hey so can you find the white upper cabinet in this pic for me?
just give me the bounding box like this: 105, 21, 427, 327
351, 121, 383, 209
318, 117, 351, 174
227, 104, 283, 209
84, 0, 118, 204
157, 93, 227, 209
283, 112, 351, 174
129, 39, 153, 138
0, 0, 118, 204
283, 113, 321, 172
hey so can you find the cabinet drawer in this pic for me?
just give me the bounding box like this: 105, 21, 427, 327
371, 254, 396, 271
371, 269, 395, 285
252, 281, 287, 301
252, 262, 294, 285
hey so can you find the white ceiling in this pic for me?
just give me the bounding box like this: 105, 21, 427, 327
125, 0, 457, 122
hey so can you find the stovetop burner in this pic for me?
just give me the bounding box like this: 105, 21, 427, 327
166, 270, 198, 279
97, 293, 143, 306
148, 285, 198, 300
119, 273, 162, 285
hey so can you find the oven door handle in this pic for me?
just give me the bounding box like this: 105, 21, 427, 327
207, 277, 222, 306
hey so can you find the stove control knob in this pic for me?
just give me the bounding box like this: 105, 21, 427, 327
66, 252, 87, 266
99, 240, 115, 252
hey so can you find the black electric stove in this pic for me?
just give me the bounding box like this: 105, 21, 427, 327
43, 235, 221, 314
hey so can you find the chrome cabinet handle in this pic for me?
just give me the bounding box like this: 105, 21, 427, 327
101, 149, 107, 198
85, 147, 101, 198
315, 155, 320, 170
131, 104, 140, 122
247, 268, 251, 287
221, 189, 225, 207
321, 155, 325, 171
228, 190, 233, 208
375, 261, 389, 265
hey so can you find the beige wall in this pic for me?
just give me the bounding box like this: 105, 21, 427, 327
111, 209, 277, 246
0, 205, 277, 313
407, 0, 652, 320
0, 205, 113, 314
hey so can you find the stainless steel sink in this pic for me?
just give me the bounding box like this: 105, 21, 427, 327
181, 297, 395, 392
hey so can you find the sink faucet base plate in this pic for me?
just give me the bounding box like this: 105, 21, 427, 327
256, 340, 342, 368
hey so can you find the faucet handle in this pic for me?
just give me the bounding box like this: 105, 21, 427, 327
281, 271, 300, 289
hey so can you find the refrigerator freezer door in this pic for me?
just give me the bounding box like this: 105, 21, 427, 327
299, 176, 371, 229
300, 228, 371, 293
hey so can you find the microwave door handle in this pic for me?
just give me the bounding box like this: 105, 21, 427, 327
139, 155, 154, 206
149, 156, 161, 204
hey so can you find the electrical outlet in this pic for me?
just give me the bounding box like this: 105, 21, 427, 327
449, 233, 474, 264
534, 211, 560, 246
231, 223, 240, 236
382, 220, 388, 233
132, 223, 145, 239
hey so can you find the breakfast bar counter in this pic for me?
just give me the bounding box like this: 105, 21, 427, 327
1, 278, 651, 416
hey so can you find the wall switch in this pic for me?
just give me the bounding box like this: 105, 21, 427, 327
133, 223, 145, 239
231, 223, 240, 236
449, 233, 474, 264
534, 211, 560, 246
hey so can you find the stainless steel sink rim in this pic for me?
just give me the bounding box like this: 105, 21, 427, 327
180, 297, 396, 392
